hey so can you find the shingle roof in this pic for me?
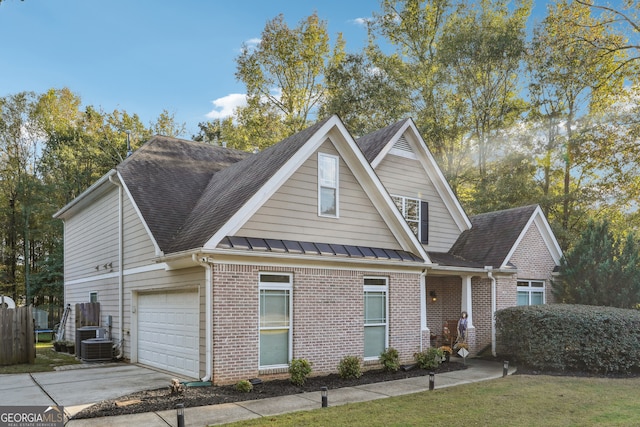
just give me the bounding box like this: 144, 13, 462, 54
355, 119, 410, 163
118, 135, 250, 251
448, 205, 538, 268
166, 117, 333, 253
427, 252, 483, 268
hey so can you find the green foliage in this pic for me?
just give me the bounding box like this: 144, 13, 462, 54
234, 12, 343, 142
496, 304, 640, 374
235, 379, 253, 393
320, 52, 409, 138
289, 358, 313, 386
413, 348, 443, 370
379, 347, 400, 372
553, 220, 640, 308
337, 356, 362, 379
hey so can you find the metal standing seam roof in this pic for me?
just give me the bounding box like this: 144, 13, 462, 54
218, 236, 424, 262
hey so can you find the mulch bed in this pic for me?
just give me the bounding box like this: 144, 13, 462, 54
73, 361, 467, 419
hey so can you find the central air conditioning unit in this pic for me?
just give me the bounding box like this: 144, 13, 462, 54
81, 338, 113, 362
76, 326, 107, 359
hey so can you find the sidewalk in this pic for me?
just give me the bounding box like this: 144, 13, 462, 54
65, 359, 513, 427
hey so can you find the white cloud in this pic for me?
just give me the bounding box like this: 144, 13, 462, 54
205, 93, 247, 119
351, 17, 370, 26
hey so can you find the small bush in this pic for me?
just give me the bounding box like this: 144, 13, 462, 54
496, 304, 640, 374
289, 358, 313, 386
338, 355, 362, 379
414, 348, 443, 370
379, 347, 400, 372
235, 380, 253, 393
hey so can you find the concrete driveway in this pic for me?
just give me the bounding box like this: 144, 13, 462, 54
0, 363, 176, 417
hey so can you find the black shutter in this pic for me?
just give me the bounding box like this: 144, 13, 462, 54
420, 201, 429, 244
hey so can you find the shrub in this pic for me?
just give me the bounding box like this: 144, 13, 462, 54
337, 355, 362, 379
496, 304, 640, 374
379, 347, 400, 372
289, 358, 313, 386
235, 380, 253, 393
414, 348, 443, 370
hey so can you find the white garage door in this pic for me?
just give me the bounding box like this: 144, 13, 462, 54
137, 290, 199, 378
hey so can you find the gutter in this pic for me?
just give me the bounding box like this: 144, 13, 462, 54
419, 269, 427, 351
486, 266, 497, 357
109, 174, 125, 359
194, 254, 213, 382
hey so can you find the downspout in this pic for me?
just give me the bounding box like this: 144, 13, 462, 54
486, 266, 497, 357
109, 175, 125, 359
194, 254, 213, 382
419, 269, 427, 351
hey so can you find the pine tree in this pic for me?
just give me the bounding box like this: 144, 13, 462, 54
553, 220, 640, 308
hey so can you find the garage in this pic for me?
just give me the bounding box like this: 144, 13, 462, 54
137, 290, 200, 378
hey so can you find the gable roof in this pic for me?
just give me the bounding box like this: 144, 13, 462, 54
71, 115, 429, 263
356, 119, 409, 164
449, 204, 562, 269
167, 117, 333, 253
356, 119, 472, 232
117, 135, 251, 252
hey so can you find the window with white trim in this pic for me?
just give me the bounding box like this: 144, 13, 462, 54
364, 277, 388, 359
318, 153, 339, 217
517, 280, 545, 306
259, 273, 293, 368
89, 291, 98, 303
391, 195, 428, 244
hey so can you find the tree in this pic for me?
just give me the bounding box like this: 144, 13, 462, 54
525, 0, 631, 248
366, 0, 473, 191
575, 0, 640, 77
149, 109, 186, 138
0, 92, 40, 301
320, 52, 410, 138
235, 12, 344, 138
439, 0, 530, 179
553, 220, 640, 308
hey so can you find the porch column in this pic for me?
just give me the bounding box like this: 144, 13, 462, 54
461, 275, 473, 328
420, 271, 429, 350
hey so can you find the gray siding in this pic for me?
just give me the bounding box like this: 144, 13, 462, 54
63, 188, 119, 281
239, 139, 402, 249
375, 154, 460, 252
122, 195, 157, 269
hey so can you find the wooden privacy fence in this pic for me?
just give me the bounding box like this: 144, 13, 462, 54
75, 302, 100, 329
0, 306, 35, 366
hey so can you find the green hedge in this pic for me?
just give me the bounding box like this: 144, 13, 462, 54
495, 304, 640, 374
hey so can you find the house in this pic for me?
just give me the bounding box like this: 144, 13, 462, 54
53, 115, 562, 384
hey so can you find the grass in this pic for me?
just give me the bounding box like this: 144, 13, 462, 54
0, 342, 81, 374
218, 375, 640, 427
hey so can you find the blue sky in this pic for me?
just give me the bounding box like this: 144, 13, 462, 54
0, 0, 549, 138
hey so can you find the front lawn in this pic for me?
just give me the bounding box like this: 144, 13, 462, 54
220, 374, 640, 427
0, 343, 80, 374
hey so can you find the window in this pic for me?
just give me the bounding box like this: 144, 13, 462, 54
391, 195, 428, 244
364, 277, 388, 359
259, 273, 292, 368
517, 280, 545, 306
89, 292, 98, 303
318, 153, 339, 217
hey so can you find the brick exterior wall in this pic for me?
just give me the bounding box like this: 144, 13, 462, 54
509, 222, 558, 304
471, 276, 492, 354
211, 263, 422, 385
